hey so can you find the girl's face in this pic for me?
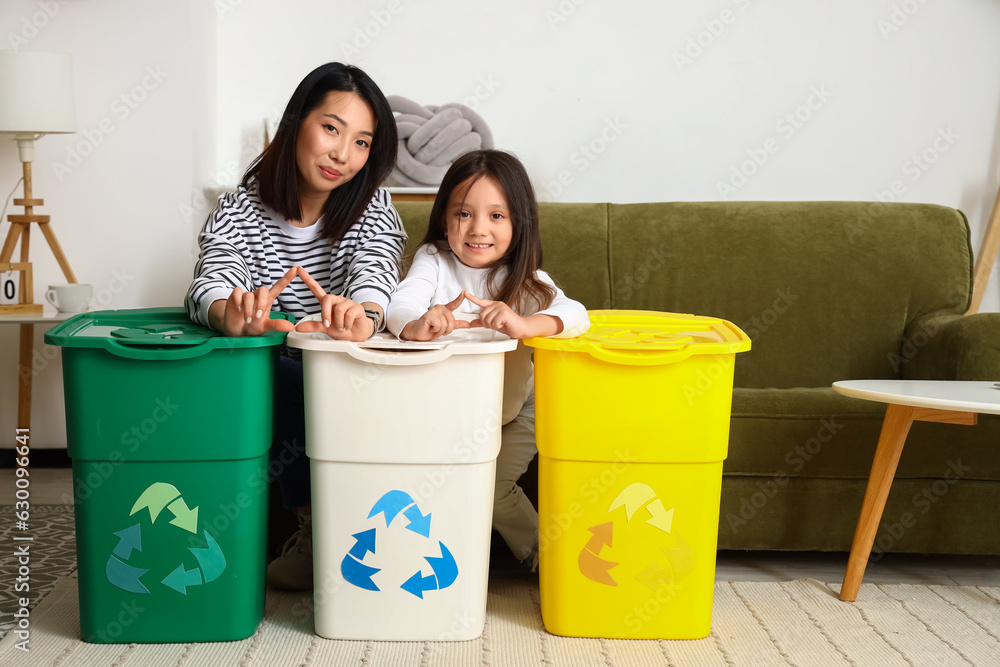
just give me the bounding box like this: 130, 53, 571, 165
295, 91, 374, 199
445, 176, 514, 268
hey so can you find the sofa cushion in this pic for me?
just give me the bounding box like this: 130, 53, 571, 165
727, 388, 1000, 481
606, 202, 973, 388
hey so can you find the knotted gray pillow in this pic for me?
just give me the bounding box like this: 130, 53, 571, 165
387, 95, 495, 187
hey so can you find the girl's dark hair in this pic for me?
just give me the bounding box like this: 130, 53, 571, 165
241, 62, 397, 244
423, 150, 555, 313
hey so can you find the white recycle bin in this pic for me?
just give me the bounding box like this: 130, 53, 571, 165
286, 318, 517, 641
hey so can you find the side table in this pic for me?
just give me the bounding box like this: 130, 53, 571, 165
1, 310, 73, 431
832, 379, 1000, 601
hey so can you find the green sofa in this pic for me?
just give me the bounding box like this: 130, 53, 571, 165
394, 200, 1000, 556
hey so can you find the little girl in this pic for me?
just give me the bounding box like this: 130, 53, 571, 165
387, 149, 590, 569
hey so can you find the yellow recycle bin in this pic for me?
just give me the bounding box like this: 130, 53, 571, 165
525, 310, 750, 640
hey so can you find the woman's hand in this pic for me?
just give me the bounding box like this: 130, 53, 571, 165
295, 267, 375, 341
464, 293, 563, 339
211, 267, 298, 336
400, 292, 472, 341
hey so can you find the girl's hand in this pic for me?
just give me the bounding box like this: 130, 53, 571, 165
400, 292, 472, 341
463, 293, 533, 339
295, 267, 375, 341
215, 267, 298, 336
463, 293, 564, 339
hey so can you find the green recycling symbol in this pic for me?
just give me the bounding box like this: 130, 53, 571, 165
105, 482, 227, 595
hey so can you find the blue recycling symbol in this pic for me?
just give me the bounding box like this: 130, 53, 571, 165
341, 490, 459, 598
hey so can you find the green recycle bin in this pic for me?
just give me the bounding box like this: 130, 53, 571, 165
45, 307, 291, 643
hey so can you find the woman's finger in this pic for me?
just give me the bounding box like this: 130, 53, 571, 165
268, 267, 298, 300
297, 266, 327, 301
241, 290, 256, 325
224, 287, 244, 334
320, 295, 335, 329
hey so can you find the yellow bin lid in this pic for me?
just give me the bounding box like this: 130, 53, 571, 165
524, 310, 751, 366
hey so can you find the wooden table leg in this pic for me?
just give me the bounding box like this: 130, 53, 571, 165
840, 403, 914, 601
17, 323, 33, 431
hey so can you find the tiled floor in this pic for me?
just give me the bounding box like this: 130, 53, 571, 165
4, 468, 999, 587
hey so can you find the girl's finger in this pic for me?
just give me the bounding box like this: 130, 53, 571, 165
462, 292, 490, 307
445, 291, 467, 311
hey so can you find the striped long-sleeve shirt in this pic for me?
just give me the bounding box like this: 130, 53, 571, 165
185, 183, 407, 329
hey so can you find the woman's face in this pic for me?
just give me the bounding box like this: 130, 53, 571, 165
445, 176, 514, 269
295, 90, 375, 199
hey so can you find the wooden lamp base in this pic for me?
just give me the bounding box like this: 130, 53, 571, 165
0, 158, 75, 316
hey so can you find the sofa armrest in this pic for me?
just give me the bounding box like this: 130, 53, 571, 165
899, 311, 1000, 380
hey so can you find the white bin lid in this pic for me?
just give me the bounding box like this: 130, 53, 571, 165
286, 315, 517, 365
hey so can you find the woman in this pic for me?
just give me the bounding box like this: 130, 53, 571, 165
185, 62, 406, 590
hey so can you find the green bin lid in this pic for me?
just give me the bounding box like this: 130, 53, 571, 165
524, 310, 751, 366
44, 307, 292, 360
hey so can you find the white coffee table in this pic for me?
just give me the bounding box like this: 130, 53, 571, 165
832, 380, 1000, 601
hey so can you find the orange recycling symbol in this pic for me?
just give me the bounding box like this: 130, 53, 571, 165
578, 482, 690, 589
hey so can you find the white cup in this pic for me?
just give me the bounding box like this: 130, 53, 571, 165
45, 283, 93, 313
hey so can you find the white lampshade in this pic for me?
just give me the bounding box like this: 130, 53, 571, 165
0, 50, 76, 134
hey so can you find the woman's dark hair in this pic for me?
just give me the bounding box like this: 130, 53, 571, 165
241, 62, 397, 244
423, 150, 554, 313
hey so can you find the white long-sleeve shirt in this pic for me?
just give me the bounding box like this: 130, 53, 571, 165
185, 183, 407, 329
387, 245, 590, 423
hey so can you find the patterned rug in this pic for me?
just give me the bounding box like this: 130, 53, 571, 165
0, 505, 77, 636
3, 576, 1000, 665
3, 506, 999, 665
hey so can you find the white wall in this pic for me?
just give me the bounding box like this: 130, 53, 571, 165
3, 0, 1000, 448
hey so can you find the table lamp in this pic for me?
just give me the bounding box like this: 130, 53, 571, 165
0, 50, 77, 315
